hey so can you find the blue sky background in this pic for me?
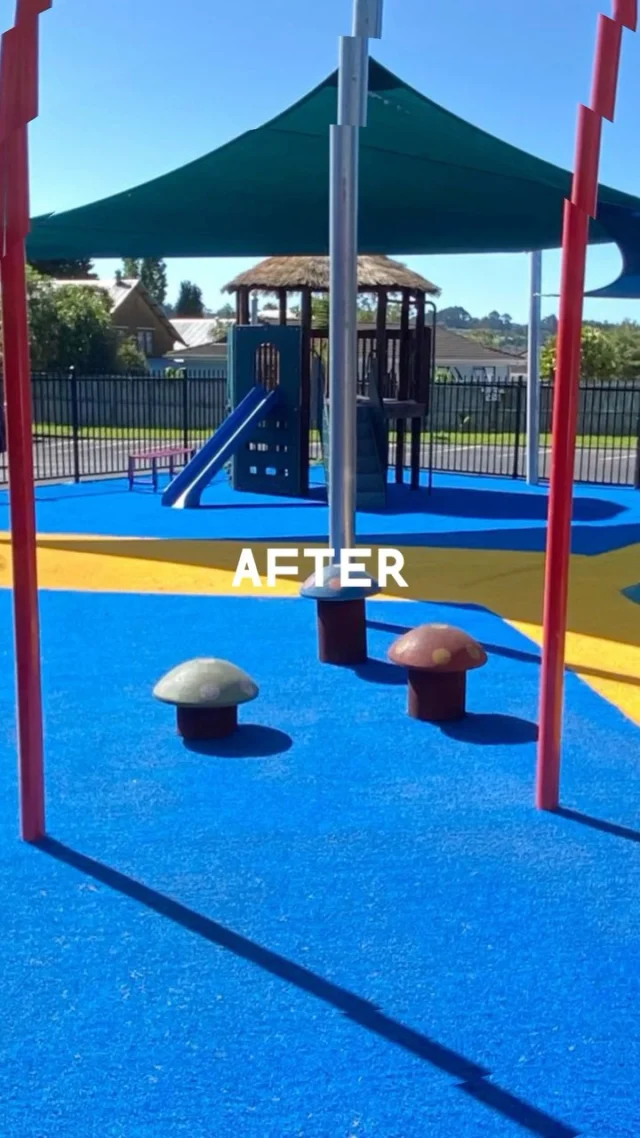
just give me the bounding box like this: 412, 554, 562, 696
4, 0, 640, 321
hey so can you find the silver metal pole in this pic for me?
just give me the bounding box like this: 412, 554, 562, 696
328, 0, 382, 556
250, 291, 259, 326
526, 250, 542, 485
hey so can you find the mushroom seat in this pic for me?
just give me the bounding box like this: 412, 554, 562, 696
153, 658, 258, 740
299, 562, 379, 603
300, 563, 379, 666
388, 624, 487, 722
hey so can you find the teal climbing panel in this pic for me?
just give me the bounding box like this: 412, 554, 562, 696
229, 324, 303, 497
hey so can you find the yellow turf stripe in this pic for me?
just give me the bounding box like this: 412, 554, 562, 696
0, 535, 637, 725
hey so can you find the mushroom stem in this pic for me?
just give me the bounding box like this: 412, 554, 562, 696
177, 705, 238, 740
407, 669, 466, 723
316, 599, 367, 665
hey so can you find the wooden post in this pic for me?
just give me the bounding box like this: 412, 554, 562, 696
375, 287, 387, 403
278, 288, 288, 325
395, 290, 411, 484
299, 287, 312, 496
237, 286, 250, 325
411, 290, 426, 490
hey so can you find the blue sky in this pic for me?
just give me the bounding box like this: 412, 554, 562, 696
5, 0, 640, 322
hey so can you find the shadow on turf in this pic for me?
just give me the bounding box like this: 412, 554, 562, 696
368, 621, 640, 689
183, 725, 292, 758
36, 836, 579, 1138
351, 659, 405, 685
442, 713, 538, 745
556, 807, 640, 844
367, 485, 622, 523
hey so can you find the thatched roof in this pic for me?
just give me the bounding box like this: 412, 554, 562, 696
223, 255, 440, 295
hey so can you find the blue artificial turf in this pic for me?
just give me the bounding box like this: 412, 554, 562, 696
0, 471, 638, 554
1, 591, 639, 1137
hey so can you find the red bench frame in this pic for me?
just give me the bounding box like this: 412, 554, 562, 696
127, 445, 196, 493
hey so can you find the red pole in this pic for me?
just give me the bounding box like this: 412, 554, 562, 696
535, 1, 636, 811
1, 222, 45, 841
0, 3, 52, 842
536, 201, 589, 810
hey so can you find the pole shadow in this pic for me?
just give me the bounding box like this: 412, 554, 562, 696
35, 837, 579, 1138
556, 807, 640, 844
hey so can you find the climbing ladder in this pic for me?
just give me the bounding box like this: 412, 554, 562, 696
322, 397, 388, 511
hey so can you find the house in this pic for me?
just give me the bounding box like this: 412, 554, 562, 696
156, 317, 526, 381
433, 326, 526, 381
53, 277, 184, 358
169, 318, 230, 356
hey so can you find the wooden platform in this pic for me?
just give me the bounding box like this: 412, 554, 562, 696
381, 399, 426, 420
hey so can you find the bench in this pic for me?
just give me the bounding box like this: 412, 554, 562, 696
128, 445, 196, 493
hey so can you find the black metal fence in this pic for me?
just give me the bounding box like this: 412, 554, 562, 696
0, 370, 228, 484
0, 371, 638, 488
415, 376, 640, 487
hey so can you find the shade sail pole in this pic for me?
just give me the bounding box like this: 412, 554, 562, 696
0, 2, 53, 842
1, 225, 45, 841
526, 251, 542, 485
328, 0, 382, 556
536, 0, 637, 811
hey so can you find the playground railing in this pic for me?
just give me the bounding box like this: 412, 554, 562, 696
0, 369, 637, 488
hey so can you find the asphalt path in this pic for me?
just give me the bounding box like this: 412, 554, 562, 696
0, 436, 636, 488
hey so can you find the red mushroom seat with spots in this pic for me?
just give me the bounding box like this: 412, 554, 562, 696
388, 624, 487, 723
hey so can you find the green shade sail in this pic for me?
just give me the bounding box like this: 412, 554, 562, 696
26, 59, 640, 262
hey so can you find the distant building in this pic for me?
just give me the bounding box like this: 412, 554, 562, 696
52, 277, 183, 358
157, 320, 526, 380
168, 317, 230, 358
433, 326, 526, 381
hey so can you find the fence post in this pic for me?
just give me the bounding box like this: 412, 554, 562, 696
634, 408, 640, 490
181, 368, 189, 451
512, 378, 524, 479
69, 366, 80, 483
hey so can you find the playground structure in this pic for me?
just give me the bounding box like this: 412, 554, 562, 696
226, 255, 437, 502
162, 323, 304, 508
0, 0, 638, 844
160, 254, 437, 513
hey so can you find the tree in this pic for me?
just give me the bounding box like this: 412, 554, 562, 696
29, 258, 96, 280
464, 328, 504, 350
26, 269, 61, 369
17, 268, 128, 372
439, 306, 473, 327
357, 296, 377, 322
121, 257, 168, 306
485, 310, 504, 330
116, 337, 148, 375
175, 280, 204, 317
610, 321, 640, 380
540, 325, 618, 381
310, 296, 329, 327
48, 281, 116, 371
140, 258, 167, 306
214, 303, 235, 319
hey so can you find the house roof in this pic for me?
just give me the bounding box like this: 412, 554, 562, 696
51, 276, 139, 308
224, 255, 440, 294
51, 277, 185, 345
434, 326, 524, 365
167, 341, 228, 359
353, 322, 525, 366
171, 318, 226, 348
25, 59, 640, 286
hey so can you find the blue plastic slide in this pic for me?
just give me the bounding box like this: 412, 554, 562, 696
162, 384, 281, 509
